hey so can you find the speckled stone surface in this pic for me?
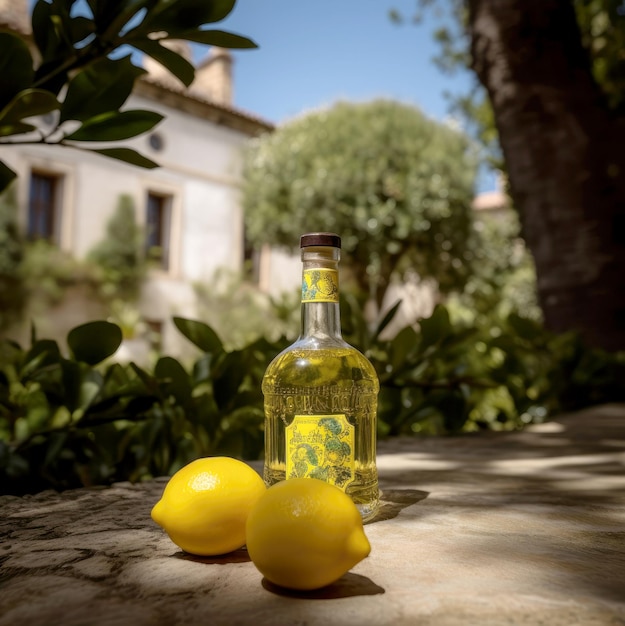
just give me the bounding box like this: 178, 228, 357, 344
1, 404, 624, 626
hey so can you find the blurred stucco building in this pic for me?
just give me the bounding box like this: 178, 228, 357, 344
0, 0, 279, 354
0, 1, 509, 353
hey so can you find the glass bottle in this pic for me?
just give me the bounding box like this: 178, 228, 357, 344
262, 232, 380, 521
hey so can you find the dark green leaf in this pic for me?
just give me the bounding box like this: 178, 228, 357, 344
0, 34, 34, 110
437, 391, 469, 433
93, 0, 158, 38
2, 445, 30, 479
142, 0, 236, 31
155, 356, 192, 404
0, 89, 59, 124
61, 56, 145, 122
173, 317, 223, 353
373, 299, 402, 340
213, 351, 245, 410
389, 326, 419, 373
61, 359, 82, 412
0, 161, 17, 193
64, 110, 164, 142
0, 122, 37, 137
88, 147, 159, 169
76, 369, 104, 413
87, 0, 125, 29
131, 39, 195, 87
66, 15, 95, 44
231, 389, 263, 410
125, 394, 159, 415
31, 0, 63, 61
193, 353, 213, 382
419, 305, 452, 351
67, 321, 123, 365
43, 431, 69, 468
48, 0, 77, 50
439, 327, 479, 350
22, 340, 61, 378
129, 362, 164, 399
167, 29, 257, 48
32, 59, 69, 95
507, 313, 543, 341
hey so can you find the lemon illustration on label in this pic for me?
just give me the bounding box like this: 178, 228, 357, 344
286, 414, 355, 489
302, 269, 339, 302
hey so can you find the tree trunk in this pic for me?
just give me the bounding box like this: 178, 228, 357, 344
467, 0, 625, 351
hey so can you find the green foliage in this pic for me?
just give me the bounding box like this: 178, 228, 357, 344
0, 185, 26, 330
0, 0, 256, 191
88, 194, 145, 301
341, 301, 625, 436
0, 318, 286, 495
19, 239, 100, 311
194, 269, 300, 349
398, 0, 625, 167
2, 302, 623, 495
575, 0, 625, 113
448, 207, 541, 324
243, 99, 478, 306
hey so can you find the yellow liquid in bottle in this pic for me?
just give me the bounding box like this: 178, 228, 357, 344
262, 345, 380, 521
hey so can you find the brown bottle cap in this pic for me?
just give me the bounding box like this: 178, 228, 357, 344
300, 232, 341, 248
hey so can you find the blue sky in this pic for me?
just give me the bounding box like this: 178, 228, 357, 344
218, 0, 495, 191
220, 0, 472, 124
52, 0, 494, 191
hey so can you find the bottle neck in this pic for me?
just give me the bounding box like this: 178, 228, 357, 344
299, 246, 343, 342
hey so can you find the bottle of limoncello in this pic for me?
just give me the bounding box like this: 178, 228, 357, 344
262, 232, 380, 521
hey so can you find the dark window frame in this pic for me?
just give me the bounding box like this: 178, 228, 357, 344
145, 191, 172, 271
28, 171, 61, 242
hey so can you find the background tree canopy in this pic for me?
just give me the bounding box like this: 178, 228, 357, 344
399, 0, 625, 351
243, 99, 478, 308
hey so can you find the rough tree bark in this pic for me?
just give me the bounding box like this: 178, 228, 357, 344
467, 0, 625, 351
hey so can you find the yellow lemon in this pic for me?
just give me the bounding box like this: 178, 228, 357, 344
246, 478, 371, 590
151, 456, 266, 556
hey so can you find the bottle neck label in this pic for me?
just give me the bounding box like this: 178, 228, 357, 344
286, 414, 355, 490
302, 269, 339, 303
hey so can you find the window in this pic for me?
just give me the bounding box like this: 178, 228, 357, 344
148, 132, 165, 152
145, 192, 172, 270
28, 171, 61, 241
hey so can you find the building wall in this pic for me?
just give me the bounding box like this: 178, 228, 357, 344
0, 89, 268, 355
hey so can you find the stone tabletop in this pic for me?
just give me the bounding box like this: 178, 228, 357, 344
1, 404, 624, 626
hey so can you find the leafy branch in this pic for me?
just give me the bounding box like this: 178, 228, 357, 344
0, 0, 257, 191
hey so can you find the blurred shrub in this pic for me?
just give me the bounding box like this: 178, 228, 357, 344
342, 300, 624, 436
88, 194, 145, 302
0, 318, 287, 495
195, 269, 300, 349
447, 206, 541, 325
20, 240, 100, 308
1, 304, 623, 495
0, 185, 26, 330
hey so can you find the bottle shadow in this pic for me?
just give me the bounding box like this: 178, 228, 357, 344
368, 488, 429, 524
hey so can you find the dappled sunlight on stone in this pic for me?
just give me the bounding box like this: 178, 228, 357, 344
484, 452, 625, 474
1, 404, 624, 625
377, 454, 461, 472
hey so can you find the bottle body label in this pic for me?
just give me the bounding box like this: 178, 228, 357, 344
286, 413, 355, 490
302, 269, 339, 303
